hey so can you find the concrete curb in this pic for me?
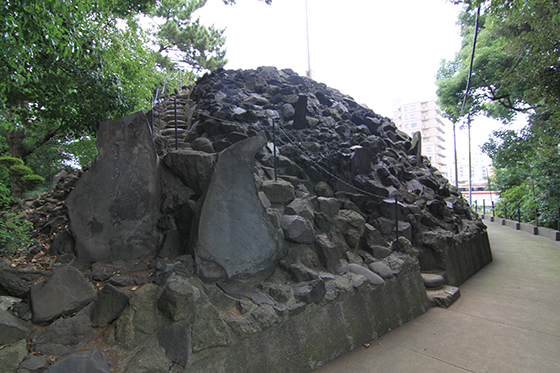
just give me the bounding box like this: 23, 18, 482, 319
480, 214, 560, 241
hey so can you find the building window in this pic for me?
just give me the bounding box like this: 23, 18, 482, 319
405, 123, 409, 129
410, 114, 417, 119
404, 106, 408, 111
409, 105, 416, 110
410, 122, 417, 128
426, 146, 433, 152
404, 115, 409, 120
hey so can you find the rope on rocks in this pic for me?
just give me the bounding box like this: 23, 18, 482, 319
275, 125, 390, 200
151, 97, 393, 201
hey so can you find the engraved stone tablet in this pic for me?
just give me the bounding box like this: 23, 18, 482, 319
67, 112, 159, 263
195, 132, 285, 281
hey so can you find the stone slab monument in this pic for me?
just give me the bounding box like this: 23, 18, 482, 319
194, 132, 285, 281
67, 112, 159, 263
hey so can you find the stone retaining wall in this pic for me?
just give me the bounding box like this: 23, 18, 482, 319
442, 230, 493, 286
186, 263, 430, 373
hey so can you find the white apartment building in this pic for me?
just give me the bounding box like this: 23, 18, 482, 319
392, 100, 447, 174
453, 153, 493, 185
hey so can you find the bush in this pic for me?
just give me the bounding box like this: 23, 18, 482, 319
0, 156, 24, 168
0, 181, 11, 210
0, 212, 32, 256
9, 164, 33, 177
21, 174, 45, 185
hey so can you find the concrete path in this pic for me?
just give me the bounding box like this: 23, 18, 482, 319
313, 220, 560, 373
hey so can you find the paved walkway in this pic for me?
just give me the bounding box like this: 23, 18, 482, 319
314, 220, 560, 373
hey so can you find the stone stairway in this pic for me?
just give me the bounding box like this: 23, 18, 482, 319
421, 272, 461, 308
149, 89, 197, 155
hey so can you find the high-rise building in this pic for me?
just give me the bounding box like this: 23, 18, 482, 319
392, 100, 447, 173
455, 153, 493, 185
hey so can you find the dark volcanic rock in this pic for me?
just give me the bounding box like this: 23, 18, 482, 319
16, 354, 50, 373
195, 132, 285, 281
0, 270, 30, 298
43, 349, 112, 373
67, 112, 160, 263
34, 307, 95, 358
90, 284, 130, 327
0, 310, 34, 345
29, 265, 96, 324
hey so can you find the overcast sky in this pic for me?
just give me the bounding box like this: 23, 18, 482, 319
195, 0, 524, 162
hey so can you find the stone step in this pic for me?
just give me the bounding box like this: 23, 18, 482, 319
163, 120, 188, 127
426, 285, 460, 308
421, 273, 446, 289
161, 129, 187, 136
163, 116, 188, 123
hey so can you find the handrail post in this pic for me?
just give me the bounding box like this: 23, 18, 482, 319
158, 100, 161, 131
273, 119, 277, 181
483, 199, 485, 215
535, 207, 539, 228
150, 97, 154, 134
174, 96, 178, 150
492, 201, 494, 217
395, 196, 399, 252
517, 203, 521, 223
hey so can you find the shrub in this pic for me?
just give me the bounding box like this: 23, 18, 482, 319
0, 181, 11, 210
0, 212, 32, 256
0, 156, 24, 168
9, 164, 33, 177
21, 174, 45, 185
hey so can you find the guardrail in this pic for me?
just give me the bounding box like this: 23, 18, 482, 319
472, 197, 560, 232
480, 214, 560, 242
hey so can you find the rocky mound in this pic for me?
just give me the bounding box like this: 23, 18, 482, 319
151, 66, 487, 277
0, 66, 492, 373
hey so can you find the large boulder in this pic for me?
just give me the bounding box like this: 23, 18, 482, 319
33, 307, 95, 358
90, 284, 130, 327
43, 349, 112, 373
29, 265, 96, 324
67, 112, 160, 263
195, 132, 285, 282
114, 283, 159, 350
0, 310, 34, 345
162, 150, 217, 196
0, 339, 28, 373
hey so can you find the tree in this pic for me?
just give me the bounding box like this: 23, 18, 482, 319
0, 1, 163, 154
1, 0, 270, 198
152, 0, 228, 73
437, 1, 560, 227
438, 1, 560, 122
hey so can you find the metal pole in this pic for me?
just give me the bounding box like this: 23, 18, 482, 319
535, 208, 539, 228
517, 203, 521, 223
453, 121, 458, 188
305, 0, 311, 78
492, 201, 495, 217
174, 97, 178, 150
558, 207, 560, 232
273, 119, 278, 181
468, 117, 472, 205
150, 98, 154, 134
395, 196, 399, 252
483, 199, 485, 215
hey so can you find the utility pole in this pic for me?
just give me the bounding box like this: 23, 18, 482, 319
453, 120, 458, 188
305, 0, 312, 78
467, 116, 472, 205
